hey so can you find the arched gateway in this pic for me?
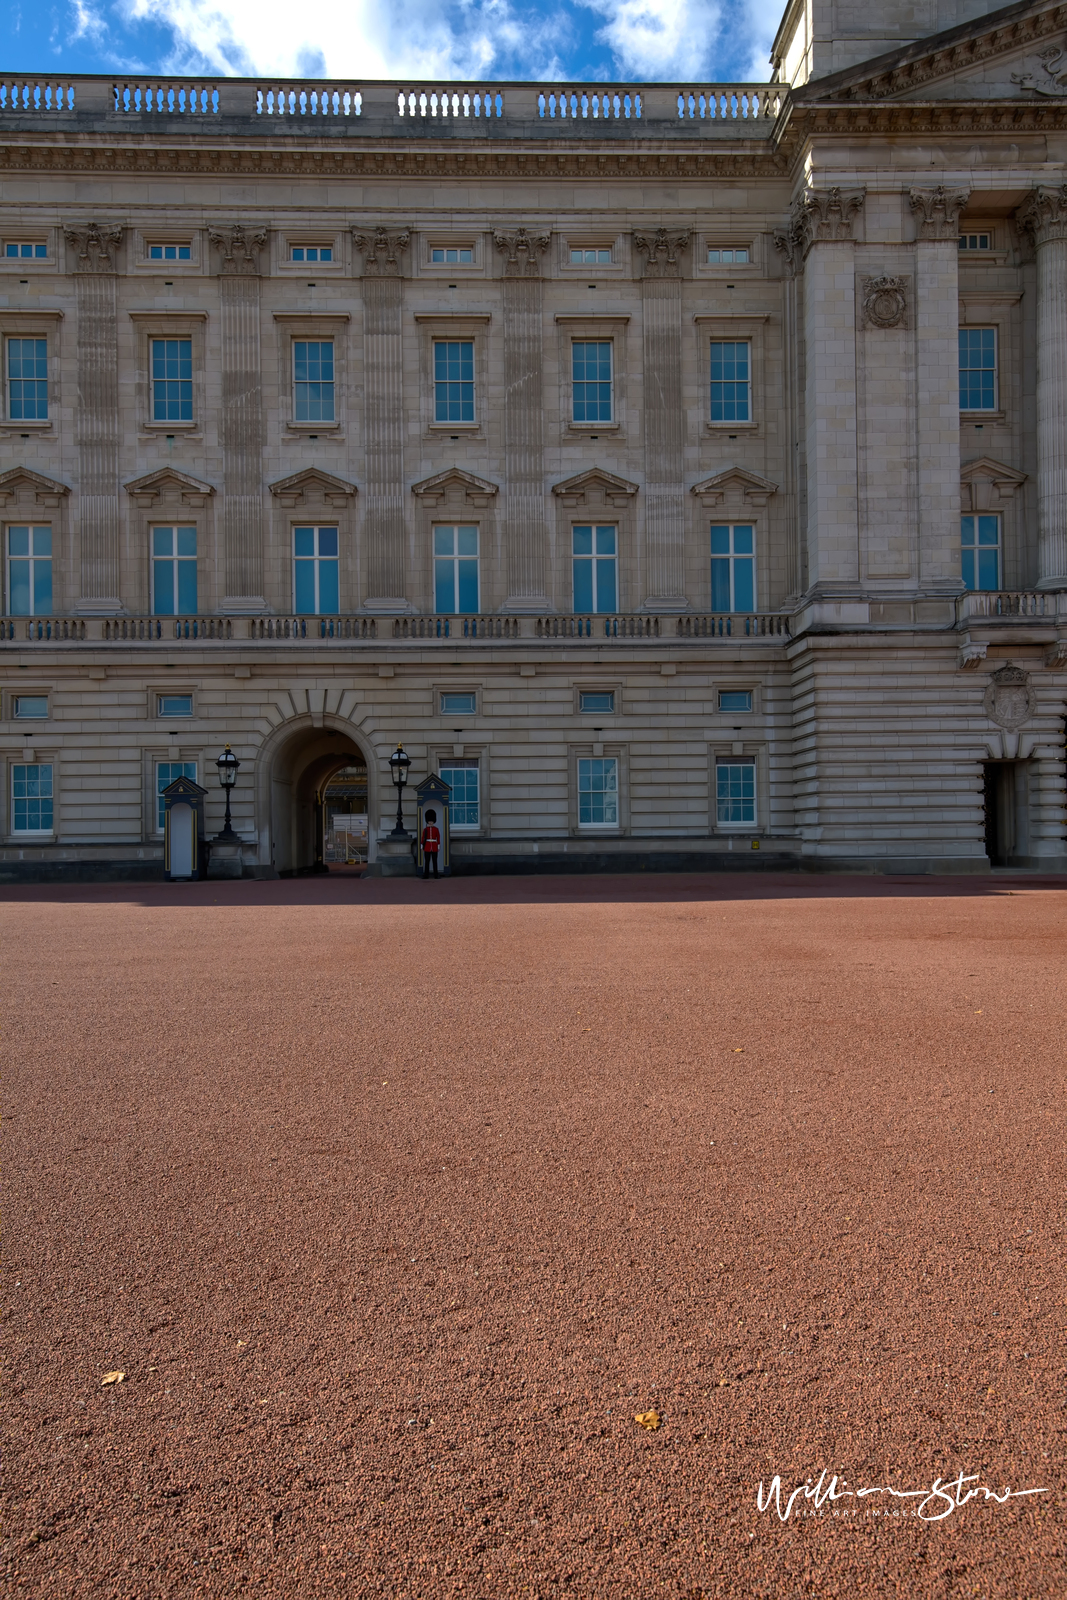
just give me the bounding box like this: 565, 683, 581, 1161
253, 715, 379, 876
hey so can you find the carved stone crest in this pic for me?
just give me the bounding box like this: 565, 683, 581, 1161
862, 275, 908, 329
353, 227, 410, 277
983, 661, 1035, 730
207, 224, 268, 275
1012, 44, 1067, 97
633, 227, 690, 279
492, 227, 550, 279
909, 185, 970, 241
63, 222, 123, 273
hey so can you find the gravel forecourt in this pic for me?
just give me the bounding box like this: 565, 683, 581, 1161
3, 872, 1064, 1598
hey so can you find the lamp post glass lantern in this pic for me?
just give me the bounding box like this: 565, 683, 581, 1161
388, 743, 411, 837
215, 743, 240, 840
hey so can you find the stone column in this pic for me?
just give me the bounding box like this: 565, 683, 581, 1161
1019, 186, 1067, 589
493, 228, 551, 612
353, 228, 410, 610
64, 223, 123, 614
909, 186, 970, 593
207, 225, 268, 612
634, 228, 689, 611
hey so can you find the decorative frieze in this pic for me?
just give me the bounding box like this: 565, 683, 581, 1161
862, 276, 908, 329
353, 227, 410, 277
909, 185, 970, 242
492, 228, 550, 279
63, 222, 122, 273
207, 223, 268, 275
633, 228, 689, 280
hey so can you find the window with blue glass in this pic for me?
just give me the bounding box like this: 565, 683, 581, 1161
151, 338, 193, 422
577, 757, 618, 828
7, 338, 48, 421
433, 341, 475, 423
717, 760, 756, 826
571, 341, 613, 422
12, 763, 53, 832
959, 328, 998, 411
440, 762, 480, 827
293, 341, 335, 422
149, 243, 191, 260
291, 245, 332, 262
152, 526, 198, 615
293, 526, 339, 614
961, 514, 1001, 590
6, 525, 52, 615
434, 526, 479, 614
572, 525, 617, 614
710, 341, 751, 422
5, 242, 48, 259
156, 761, 197, 831
711, 524, 755, 612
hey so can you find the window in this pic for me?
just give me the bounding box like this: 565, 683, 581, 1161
151, 338, 192, 422
710, 341, 751, 423
570, 248, 612, 264
6, 526, 52, 615
959, 233, 992, 251
290, 245, 332, 262
579, 691, 615, 714
573, 526, 617, 614
13, 696, 48, 719
7, 337, 48, 420
5, 242, 48, 260
718, 690, 753, 713
959, 328, 997, 411
711, 525, 755, 612
152, 527, 198, 615
158, 694, 193, 718
440, 761, 480, 827
440, 691, 477, 715
434, 526, 479, 614
431, 247, 473, 264
149, 243, 191, 261
12, 763, 53, 833
961, 515, 1001, 591
293, 526, 339, 614
571, 341, 613, 422
577, 757, 618, 828
433, 341, 474, 423
717, 761, 756, 825
156, 761, 197, 831
707, 247, 749, 264
293, 340, 335, 423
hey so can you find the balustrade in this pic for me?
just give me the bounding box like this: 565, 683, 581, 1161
396, 88, 502, 119
676, 613, 790, 637
956, 590, 1058, 620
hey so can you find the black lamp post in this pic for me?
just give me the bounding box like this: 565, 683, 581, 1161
215, 743, 240, 840
388, 743, 411, 837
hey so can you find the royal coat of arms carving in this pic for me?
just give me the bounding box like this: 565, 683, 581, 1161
983, 662, 1035, 730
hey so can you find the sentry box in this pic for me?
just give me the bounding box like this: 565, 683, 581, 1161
162, 773, 208, 880
415, 772, 451, 876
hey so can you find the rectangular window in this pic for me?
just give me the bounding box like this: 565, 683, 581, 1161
433, 340, 475, 423
707, 247, 749, 264
571, 341, 613, 422
293, 526, 339, 614
710, 340, 751, 423
577, 756, 618, 828
711, 524, 755, 612
440, 761, 480, 827
149, 243, 191, 261
152, 526, 198, 615
958, 233, 991, 251
6, 525, 52, 615
158, 694, 193, 718
151, 337, 193, 422
961, 514, 1001, 591
579, 690, 615, 714
12, 763, 53, 833
440, 691, 477, 715
434, 526, 479, 614
293, 340, 335, 423
5, 242, 48, 259
959, 328, 998, 411
7, 337, 48, 421
572, 526, 617, 614
431, 247, 473, 264
570, 248, 612, 264
718, 690, 753, 713
13, 695, 48, 719
290, 245, 332, 262
716, 760, 756, 826
156, 761, 197, 831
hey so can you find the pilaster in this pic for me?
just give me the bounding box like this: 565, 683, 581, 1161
493, 228, 551, 612
634, 228, 689, 611
354, 228, 410, 609
65, 223, 123, 613
1018, 186, 1067, 590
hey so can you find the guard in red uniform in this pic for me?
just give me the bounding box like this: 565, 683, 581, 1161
421, 808, 441, 879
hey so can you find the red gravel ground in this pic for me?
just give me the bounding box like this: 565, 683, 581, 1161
3, 872, 1065, 1598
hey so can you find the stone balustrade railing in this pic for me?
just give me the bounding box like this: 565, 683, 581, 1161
957, 590, 1067, 621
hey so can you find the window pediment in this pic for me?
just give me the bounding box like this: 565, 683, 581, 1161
124, 468, 216, 508
268, 468, 357, 508
0, 466, 71, 508
412, 468, 499, 507
552, 468, 639, 508
960, 457, 1026, 512
691, 467, 777, 509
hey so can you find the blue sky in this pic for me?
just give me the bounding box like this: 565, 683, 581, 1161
2, 0, 781, 85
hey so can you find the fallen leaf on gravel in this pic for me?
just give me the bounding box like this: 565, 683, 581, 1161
100, 1371, 125, 1386
733, 1048, 744, 1053
634, 1410, 661, 1431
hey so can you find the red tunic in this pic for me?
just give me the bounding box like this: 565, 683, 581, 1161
422, 825, 441, 853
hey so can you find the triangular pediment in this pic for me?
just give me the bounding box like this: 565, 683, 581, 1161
961, 456, 1027, 510
268, 468, 357, 507
161, 775, 207, 800
691, 467, 778, 508
0, 466, 71, 507
411, 468, 499, 506
551, 468, 639, 506
124, 468, 216, 507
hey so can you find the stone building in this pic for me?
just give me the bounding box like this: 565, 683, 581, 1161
1, 0, 1066, 878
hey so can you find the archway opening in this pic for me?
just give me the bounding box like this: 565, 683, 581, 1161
268, 726, 370, 876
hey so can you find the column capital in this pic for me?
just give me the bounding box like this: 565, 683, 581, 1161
909, 185, 971, 241
63, 222, 123, 273
1018, 185, 1067, 246
774, 188, 865, 274
207, 223, 268, 275
633, 227, 690, 279
352, 226, 411, 277
492, 227, 551, 279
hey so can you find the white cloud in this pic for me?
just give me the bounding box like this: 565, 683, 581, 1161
579, 0, 723, 80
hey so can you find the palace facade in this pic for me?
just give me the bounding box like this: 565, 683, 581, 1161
2, 0, 1067, 877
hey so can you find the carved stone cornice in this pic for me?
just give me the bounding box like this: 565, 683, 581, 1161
353, 226, 411, 277
909, 185, 971, 241
493, 227, 550, 278
63, 222, 123, 273
1018, 184, 1067, 245
633, 227, 690, 279
207, 223, 268, 274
